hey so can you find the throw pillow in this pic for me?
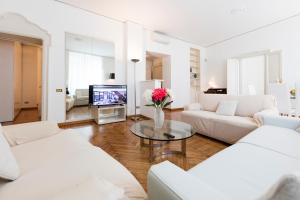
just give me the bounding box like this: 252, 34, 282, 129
259, 173, 300, 200
0, 124, 20, 180
216, 100, 238, 116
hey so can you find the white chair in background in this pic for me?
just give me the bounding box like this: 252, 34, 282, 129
268, 83, 291, 116
296, 82, 300, 117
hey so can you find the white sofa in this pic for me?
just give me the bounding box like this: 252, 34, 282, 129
148, 115, 300, 200
181, 94, 278, 143
66, 95, 75, 111
0, 121, 146, 200
74, 89, 89, 106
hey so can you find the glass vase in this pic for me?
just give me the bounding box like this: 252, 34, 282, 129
154, 107, 165, 129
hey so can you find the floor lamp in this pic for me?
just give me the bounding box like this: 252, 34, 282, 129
131, 58, 140, 121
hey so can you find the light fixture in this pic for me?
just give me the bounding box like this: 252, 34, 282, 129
131, 58, 140, 121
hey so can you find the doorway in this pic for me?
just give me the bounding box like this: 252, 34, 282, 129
0, 33, 42, 125
145, 51, 171, 88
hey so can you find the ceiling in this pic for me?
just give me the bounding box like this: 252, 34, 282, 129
57, 0, 300, 47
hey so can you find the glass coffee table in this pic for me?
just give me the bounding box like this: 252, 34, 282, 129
130, 120, 196, 162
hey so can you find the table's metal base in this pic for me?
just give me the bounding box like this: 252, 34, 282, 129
140, 138, 186, 162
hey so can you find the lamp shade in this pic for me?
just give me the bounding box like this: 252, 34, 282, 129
109, 73, 115, 79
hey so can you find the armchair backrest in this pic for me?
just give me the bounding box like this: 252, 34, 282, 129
75, 89, 89, 98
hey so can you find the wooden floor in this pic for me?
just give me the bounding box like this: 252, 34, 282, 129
66, 106, 93, 121
60, 110, 228, 191
2, 108, 41, 126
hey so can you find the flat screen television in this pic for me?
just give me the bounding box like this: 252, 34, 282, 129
89, 85, 127, 106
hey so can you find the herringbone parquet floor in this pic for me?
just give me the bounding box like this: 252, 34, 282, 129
60, 111, 228, 191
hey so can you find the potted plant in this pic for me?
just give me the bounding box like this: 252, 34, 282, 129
144, 88, 173, 129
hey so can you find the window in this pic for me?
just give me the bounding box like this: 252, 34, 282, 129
67, 51, 105, 95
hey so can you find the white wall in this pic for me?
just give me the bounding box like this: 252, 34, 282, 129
125, 22, 145, 115
205, 15, 300, 90
0, 0, 125, 122
1, 0, 205, 121
0, 40, 14, 122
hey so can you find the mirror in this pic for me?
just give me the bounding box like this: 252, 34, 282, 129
65, 33, 115, 122
227, 50, 282, 95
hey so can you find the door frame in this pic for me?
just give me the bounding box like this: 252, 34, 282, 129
0, 12, 51, 120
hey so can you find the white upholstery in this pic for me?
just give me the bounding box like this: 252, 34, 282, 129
66, 95, 75, 111
216, 100, 238, 116
258, 115, 300, 130
2, 121, 61, 146
183, 103, 202, 111
182, 94, 277, 143
148, 117, 300, 200
239, 125, 300, 160
259, 173, 300, 200
74, 89, 89, 106
0, 125, 19, 181
0, 122, 146, 200
188, 143, 300, 200
47, 178, 125, 200
197, 94, 276, 117
148, 161, 229, 200
182, 110, 257, 143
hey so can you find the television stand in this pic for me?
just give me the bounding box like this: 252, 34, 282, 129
92, 105, 126, 125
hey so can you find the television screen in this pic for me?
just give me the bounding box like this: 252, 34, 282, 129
89, 85, 127, 106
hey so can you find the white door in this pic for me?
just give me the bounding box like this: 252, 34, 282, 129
239, 55, 265, 95
227, 59, 239, 95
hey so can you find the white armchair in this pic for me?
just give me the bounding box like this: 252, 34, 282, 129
148, 161, 229, 200
259, 115, 300, 130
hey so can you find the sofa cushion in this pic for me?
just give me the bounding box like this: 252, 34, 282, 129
47, 177, 125, 200
181, 110, 257, 143
239, 125, 300, 160
0, 130, 146, 200
0, 124, 19, 181
188, 143, 300, 200
216, 100, 238, 116
3, 121, 61, 146
258, 173, 300, 200
198, 94, 276, 117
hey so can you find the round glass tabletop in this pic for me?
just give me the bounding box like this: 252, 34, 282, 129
130, 120, 196, 141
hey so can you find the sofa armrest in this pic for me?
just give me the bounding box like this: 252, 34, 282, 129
259, 115, 300, 130
184, 103, 202, 111
2, 121, 61, 146
148, 161, 228, 200
253, 108, 279, 126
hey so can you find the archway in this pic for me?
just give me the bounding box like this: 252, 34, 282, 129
0, 12, 50, 120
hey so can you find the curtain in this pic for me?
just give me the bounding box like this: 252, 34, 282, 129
68, 51, 105, 95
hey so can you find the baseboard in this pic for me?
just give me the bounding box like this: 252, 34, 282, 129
58, 119, 94, 127
163, 107, 184, 112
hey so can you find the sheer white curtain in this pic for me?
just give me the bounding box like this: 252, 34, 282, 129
68, 51, 105, 95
